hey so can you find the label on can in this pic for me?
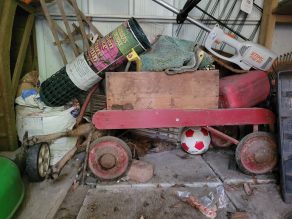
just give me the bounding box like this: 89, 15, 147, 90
112, 24, 138, 56
66, 53, 102, 91
86, 33, 123, 73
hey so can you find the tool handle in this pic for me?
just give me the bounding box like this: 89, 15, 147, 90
205, 26, 251, 70
177, 0, 202, 24
152, 0, 210, 32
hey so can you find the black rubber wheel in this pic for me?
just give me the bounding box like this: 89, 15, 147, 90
26, 143, 50, 182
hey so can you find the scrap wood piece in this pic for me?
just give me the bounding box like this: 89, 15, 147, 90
56, 0, 79, 56
72, 23, 93, 42
68, 0, 90, 50
66, 0, 103, 37
40, 0, 68, 64
52, 20, 82, 53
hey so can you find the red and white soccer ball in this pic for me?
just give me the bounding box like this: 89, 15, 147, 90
180, 127, 211, 155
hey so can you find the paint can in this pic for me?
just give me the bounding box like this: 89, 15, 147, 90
40, 17, 150, 107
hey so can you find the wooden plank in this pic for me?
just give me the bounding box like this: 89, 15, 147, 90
11, 13, 35, 100
15, 160, 79, 219
106, 71, 219, 110
0, 0, 18, 150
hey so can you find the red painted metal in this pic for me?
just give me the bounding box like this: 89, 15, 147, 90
92, 108, 275, 130
219, 70, 270, 108
88, 136, 131, 180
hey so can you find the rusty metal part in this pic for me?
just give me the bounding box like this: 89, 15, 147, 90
235, 132, 278, 175
207, 126, 239, 147
88, 136, 132, 180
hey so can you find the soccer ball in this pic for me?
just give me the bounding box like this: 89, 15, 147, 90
180, 127, 211, 155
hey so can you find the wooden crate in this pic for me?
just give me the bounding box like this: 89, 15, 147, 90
106, 70, 219, 110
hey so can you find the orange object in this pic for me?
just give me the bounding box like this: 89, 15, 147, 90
21, 0, 33, 4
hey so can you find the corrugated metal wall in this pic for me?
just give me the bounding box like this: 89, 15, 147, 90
36, 0, 282, 81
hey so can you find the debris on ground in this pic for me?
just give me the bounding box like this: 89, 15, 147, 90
176, 185, 227, 219
243, 183, 253, 196
228, 211, 250, 219
177, 191, 217, 218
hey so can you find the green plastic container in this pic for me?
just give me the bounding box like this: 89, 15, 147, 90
0, 156, 24, 219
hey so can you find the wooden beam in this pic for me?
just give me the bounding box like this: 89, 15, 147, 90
275, 15, 292, 23
258, 0, 278, 48
11, 14, 35, 100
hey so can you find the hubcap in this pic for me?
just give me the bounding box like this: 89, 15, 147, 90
38, 144, 50, 177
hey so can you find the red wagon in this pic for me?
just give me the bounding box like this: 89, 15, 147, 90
85, 80, 277, 180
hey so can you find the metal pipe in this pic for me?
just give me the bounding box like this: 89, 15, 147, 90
152, 0, 211, 32
203, 126, 239, 145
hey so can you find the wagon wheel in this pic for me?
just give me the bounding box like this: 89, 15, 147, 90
210, 126, 239, 147
235, 132, 278, 175
26, 143, 50, 182
88, 136, 132, 180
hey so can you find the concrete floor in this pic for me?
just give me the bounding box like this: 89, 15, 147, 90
16, 149, 292, 219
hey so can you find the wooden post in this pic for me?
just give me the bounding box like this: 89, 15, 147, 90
0, 0, 18, 150
11, 14, 35, 100
258, 0, 278, 48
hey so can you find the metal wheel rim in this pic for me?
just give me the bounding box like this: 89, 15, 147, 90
88, 136, 132, 180
236, 132, 278, 174
38, 144, 50, 177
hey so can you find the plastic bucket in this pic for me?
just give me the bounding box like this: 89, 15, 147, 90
40, 17, 150, 107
